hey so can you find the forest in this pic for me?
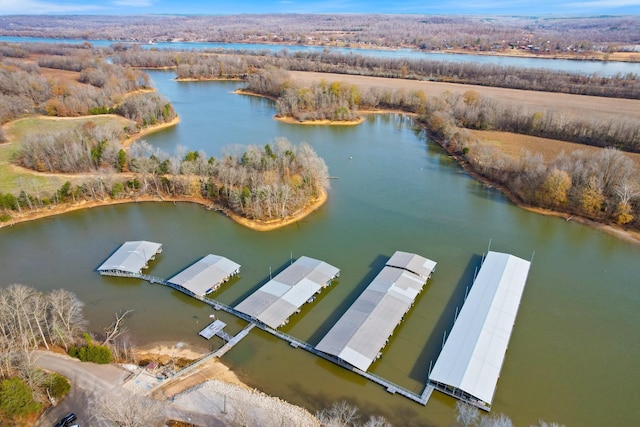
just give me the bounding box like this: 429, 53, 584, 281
110, 47, 640, 99
0, 284, 84, 424
0, 42, 175, 126
1, 39, 639, 230
417, 91, 640, 227
1, 14, 639, 55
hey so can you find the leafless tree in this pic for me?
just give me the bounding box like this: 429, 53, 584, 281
102, 309, 133, 346
316, 400, 361, 426
89, 390, 166, 427
456, 401, 481, 427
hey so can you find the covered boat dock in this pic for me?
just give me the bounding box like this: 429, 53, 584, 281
428, 251, 531, 411
97, 241, 162, 276
167, 254, 241, 298
234, 256, 340, 329
315, 251, 436, 372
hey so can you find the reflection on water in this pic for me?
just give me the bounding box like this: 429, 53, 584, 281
0, 71, 638, 427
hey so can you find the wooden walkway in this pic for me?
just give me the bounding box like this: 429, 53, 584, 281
102, 269, 435, 406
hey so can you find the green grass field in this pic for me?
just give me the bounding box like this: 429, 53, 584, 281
0, 115, 133, 194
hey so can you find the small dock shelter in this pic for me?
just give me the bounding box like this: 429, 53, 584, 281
428, 251, 531, 411
234, 256, 340, 329
97, 241, 162, 276
167, 254, 240, 298
315, 251, 436, 372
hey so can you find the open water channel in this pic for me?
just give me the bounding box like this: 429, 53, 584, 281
1, 71, 639, 426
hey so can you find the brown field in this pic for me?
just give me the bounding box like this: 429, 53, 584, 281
288, 71, 640, 121
469, 130, 640, 169
39, 66, 81, 81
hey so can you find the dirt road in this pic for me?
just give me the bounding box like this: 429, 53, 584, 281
33, 351, 226, 427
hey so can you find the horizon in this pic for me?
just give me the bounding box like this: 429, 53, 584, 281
1, 0, 640, 16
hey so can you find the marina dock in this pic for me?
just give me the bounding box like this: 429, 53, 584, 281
99, 243, 532, 410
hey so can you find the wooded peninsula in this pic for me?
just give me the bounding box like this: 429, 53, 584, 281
0, 15, 639, 238
2, 13, 640, 427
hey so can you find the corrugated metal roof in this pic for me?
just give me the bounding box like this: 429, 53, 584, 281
428, 251, 531, 406
167, 254, 240, 297
97, 241, 162, 274
387, 251, 437, 279
316, 251, 436, 372
234, 256, 340, 329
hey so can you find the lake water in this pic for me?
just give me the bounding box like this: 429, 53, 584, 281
1, 36, 639, 77
1, 70, 639, 426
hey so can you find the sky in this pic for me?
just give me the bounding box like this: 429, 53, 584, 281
1, 0, 639, 15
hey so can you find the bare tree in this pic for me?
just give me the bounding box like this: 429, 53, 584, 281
102, 309, 133, 346
362, 415, 393, 427
89, 390, 166, 427
316, 400, 360, 427
456, 401, 481, 427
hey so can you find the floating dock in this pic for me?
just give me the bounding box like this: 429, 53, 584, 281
234, 256, 340, 329
428, 251, 531, 411
98, 244, 531, 411
97, 241, 162, 276
316, 251, 436, 372
198, 320, 228, 340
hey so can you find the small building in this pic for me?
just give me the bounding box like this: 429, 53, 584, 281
234, 256, 340, 329
97, 241, 163, 276
428, 251, 531, 411
315, 251, 437, 372
167, 254, 240, 298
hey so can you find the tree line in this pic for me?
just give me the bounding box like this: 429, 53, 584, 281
126, 138, 329, 221
244, 68, 640, 153
440, 90, 640, 152
418, 91, 640, 228
112, 46, 640, 99
0, 284, 83, 423
245, 68, 427, 118
3, 134, 329, 224
2, 14, 639, 54
0, 43, 155, 124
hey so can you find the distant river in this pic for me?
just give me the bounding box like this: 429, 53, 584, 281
1, 70, 639, 426
1, 36, 639, 77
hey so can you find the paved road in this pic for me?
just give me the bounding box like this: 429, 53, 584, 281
33, 351, 226, 427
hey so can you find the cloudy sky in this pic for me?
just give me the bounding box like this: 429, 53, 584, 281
0, 0, 639, 15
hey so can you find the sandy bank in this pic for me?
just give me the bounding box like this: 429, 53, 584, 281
224, 187, 327, 231
122, 116, 180, 148
275, 115, 364, 126
133, 343, 320, 426
428, 134, 640, 247
1, 188, 329, 233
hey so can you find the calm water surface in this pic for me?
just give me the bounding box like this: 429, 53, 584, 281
1, 70, 638, 426
1, 36, 639, 77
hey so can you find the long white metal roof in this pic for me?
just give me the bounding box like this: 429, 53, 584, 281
387, 251, 437, 279
167, 254, 240, 297
234, 256, 340, 329
429, 251, 531, 406
97, 241, 162, 274
316, 251, 436, 372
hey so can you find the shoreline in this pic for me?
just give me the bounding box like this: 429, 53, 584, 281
138, 39, 639, 63
122, 115, 181, 148
428, 132, 640, 247
274, 115, 364, 126
0, 188, 329, 232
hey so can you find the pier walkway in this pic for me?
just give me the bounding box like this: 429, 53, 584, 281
102, 269, 434, 406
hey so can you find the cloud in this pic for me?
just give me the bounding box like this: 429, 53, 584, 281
0, 0, 105, 14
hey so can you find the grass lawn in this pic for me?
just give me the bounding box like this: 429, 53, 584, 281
0, 115, 133, 194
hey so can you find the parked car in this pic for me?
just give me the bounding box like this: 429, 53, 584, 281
53, 412, 77, 427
